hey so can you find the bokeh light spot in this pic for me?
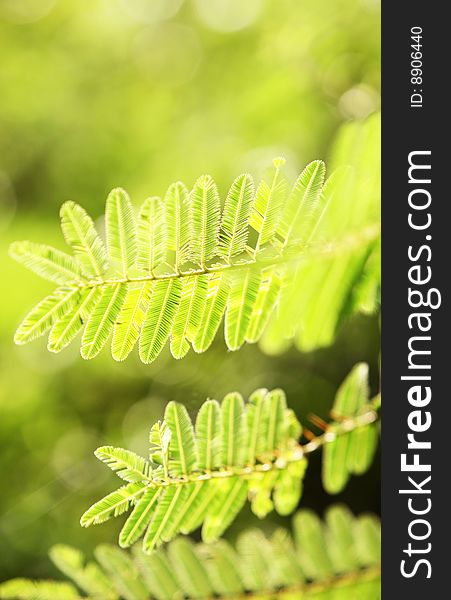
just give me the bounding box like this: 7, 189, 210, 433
194, 0, 264, 33
338, 84, 379, 120
116, 0, 184, 24
0, 0, 58, 24
132, 23, 202, 87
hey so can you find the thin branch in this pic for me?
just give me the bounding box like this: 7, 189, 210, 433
74, 223, 380, 290
135, 399, 380, 490
186, 565, 380, 600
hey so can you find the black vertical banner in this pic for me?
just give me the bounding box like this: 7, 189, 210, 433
382, 2, 448, 596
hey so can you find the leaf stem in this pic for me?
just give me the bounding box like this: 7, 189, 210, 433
75, 224, 380, 290
189, 565, 380, 600
142, 400, 380, 489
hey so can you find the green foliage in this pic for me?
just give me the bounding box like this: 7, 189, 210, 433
262, 114, 380, 354
1, 0, 381, 582
0, 506, 380, 600
322, 363, 380, 494
10, 158, 320, 362
11, 117, 380, 364
48, 545, 116, 600
0, 580, 79, 600
80, 367, 379, 552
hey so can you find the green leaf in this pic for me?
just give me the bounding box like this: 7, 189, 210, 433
220, 392, 246, 467
164, 401, 197, 477
293, 510, 334, 580
0, 579, 79, 600
202, 478, 248, 543
147, 485, 195, 547
81, 482, 147, 527
119, 488, 162, 548
225, 268, 261, 351
250, 157, 286, 252
143, 486, 189, 552
245, 268, 281, 343
322, 423, 350, 494
149, 420, 171, 477
3, 507, 380, 599
14, 287, 81, 345
295, 248, 373, 352
80, 378, 379, 549
261, 388, 287, 455
106, 188, 137, 276
49, 544, 117, 600
167, 538, 214, 599
270, 529, 303, 587
195, 399, 222, 471
48, 287, 102, 352
322, 362, 375, 494
112, 283, 153, 361
347, 423, 379, 475
192, 273, 229, 353
94, 446, 153, 483
278, 159, 326, 246
13, 129, 380, 363
245, 388, 267, 465
248, 470, 276, 518
217, 173, 254, 260
284, 408, 303, 441
132, 547, 179, 600
178, 481, 216, 535
333, 362, 369, 417
262, 116, 380, 355
170, 274, 208, 359
355, 514, 381, 567
189, 174, 221, 267
273, 459, 307, 516
137, 197, 166, 273
324, 505, 358, 573
9, 241, 85, 285
164, 181, 190, 269
199, 541, 244, 595
139, 279, 182, 363
236, 529, 274, 590
60, 200, 108, 278
95, 545, 149, 600
81, 283, 127, 359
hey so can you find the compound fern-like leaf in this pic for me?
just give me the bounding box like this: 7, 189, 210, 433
1, 507, 381, 600
80, 368, 379, 552
12, 116, 380, 363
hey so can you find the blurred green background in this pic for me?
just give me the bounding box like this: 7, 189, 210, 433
0, 0, 380, 581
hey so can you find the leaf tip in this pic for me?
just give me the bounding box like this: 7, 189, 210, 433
60, 200, 77, 216
8, 240, 23, 260
353, 362, 369, 379
13, 328, 27, 345
79, 513, 90, 527
273, 156, 286, 168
